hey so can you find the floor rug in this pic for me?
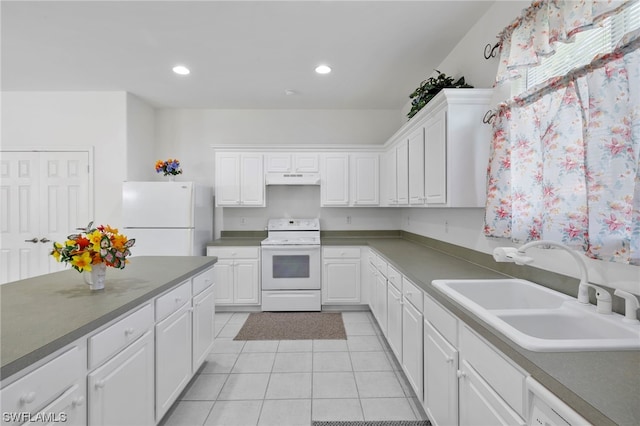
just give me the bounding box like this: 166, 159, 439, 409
312, 421, 431, 426
233, 312, 346, 340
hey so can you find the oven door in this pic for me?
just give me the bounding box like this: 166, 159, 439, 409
261, 245, 321, 290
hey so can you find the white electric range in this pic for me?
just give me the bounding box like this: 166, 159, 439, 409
261, 218, 321, 311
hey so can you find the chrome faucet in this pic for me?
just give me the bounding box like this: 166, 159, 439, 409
492, 240, 612, 314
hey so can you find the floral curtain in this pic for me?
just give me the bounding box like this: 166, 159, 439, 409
485, 29, 640, 265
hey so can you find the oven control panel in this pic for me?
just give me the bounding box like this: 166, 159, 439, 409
267, 218, 320, 231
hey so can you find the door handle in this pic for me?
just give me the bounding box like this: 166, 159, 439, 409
24, 238, 39, 243
40, 238, 51, 243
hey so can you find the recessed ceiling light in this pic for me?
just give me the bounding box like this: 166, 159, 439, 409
172, 65, 190, 75
315, 65, 332, 74
285, 89, 297, 96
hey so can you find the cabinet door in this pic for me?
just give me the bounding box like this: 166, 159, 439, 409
88, 330, 154, 426
293, 153, 319, 172
155, 304, 192, 421
396, 141, 409, 205
322, 259, 361, 304
350, 153, 379, 206
424, 320, 458, 426
402, 301, 423, 401
24, 384, 86, 426
215, 153, 241, 206
213, 260, 234, 304
386, 284, 403, 360
424, 109, 447, 204
408, 128, 425, 205
321, 153, 349, 206
240, 154, 264, 206
192, 285, 216, 372
234, 259, 260, 304
265, 153, 292, 172
374, 274, 388, 334
459, 360, 525, 426
384, 149, 398, 205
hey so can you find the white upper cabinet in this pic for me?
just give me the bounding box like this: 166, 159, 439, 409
408, 127, 425, 205
265, 153, 319, 173
215, 152, 265, 207
384, 89, 493, 208
382, 148, 398, 206
321, 152, 380, 207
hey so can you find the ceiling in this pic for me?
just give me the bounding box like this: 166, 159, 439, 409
1, 1, 494, 110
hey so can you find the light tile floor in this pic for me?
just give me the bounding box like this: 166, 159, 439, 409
160, 311, 429, 426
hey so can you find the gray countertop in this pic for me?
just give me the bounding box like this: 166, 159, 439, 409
0, 256, 217, 380
209, 235, 639, 426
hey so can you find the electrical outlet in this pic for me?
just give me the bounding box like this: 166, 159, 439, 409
346, 216, 352, 224
445, 220, 449, 233
240, 217, 246, 225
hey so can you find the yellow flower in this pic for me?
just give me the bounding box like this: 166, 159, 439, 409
103, 225, 119, 235
51, 242, 62, 262
111, 233, 128, 250
88, 230, 103, 251
71, 251, 93, 272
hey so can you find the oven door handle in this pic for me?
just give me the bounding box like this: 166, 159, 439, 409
261, 245, 321, 251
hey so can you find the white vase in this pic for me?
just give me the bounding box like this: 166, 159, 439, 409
84, 263, 107, 291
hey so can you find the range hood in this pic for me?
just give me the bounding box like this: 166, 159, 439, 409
265, 172, 321, 185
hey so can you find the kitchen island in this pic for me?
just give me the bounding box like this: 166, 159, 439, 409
1, 256, 217, 426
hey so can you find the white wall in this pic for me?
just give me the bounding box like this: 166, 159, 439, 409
400, 1, 640, 295
1, 91, 128, 227
126, 93, 156, 181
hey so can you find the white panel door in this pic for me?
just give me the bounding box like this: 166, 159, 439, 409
386, 283, 403, 361
321, 153, 349, 206
408, 127, 425, 205
234, 259, 259, 304
0, 151, 90, 284
215, 153, 241, 206
424, 319, 459, 426
240, 154, 265, 206
396, 141, 409, 205
192, 285, 216, 371
402, 300, 423, 400
424, 109, 447, 204
350, 153, 379, 206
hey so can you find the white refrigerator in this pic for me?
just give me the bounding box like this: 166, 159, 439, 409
122, 182, 213, 256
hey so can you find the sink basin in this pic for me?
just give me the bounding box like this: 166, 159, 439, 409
437, 279, 571, 310
432, 279, 640, 352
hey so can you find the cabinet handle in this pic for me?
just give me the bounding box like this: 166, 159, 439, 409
446, 356, 454, 363
40, 237, 51, 243
19, 391, 36, 404
124, 327, 135, 336
457, 370, 467, 379
175, 297, 182, 304
24, 238, 39, 243
71, 396, 85, 407
95, 379, 106, 389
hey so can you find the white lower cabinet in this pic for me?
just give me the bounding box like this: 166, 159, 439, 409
24, 384, 85, 426
386, 283, 403, 360
155, 303, 192, 422
374, 272, 388, 335
207, 247, 260, 305
322, 247, 361, 304
424, 319, 458, 426
192, 284, 216, 370
401, 297, 423, 400
88, 330, 155, 426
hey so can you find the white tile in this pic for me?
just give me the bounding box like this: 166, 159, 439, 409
161, 400, 214, 426
355, 371, 406, 398
347, 335, 384, 352
231, 352, 275, 373
312, 398, 363, 422
312, 352, 352, 372
180, 374, 227, 401
211, 339, 245, 354
227, 312, 250, 324
201, 353, 239, 374
242, 340, 279, 353
344, 321, 377, 336
360, 397, 417, 421
277, 340, 313, 352
272, 352, 312, 373
217, 373, 270, 400
350, 351, 394, 371
312, 339, 348, 352
204, 400, 262, 426
312, 372, 358, 399
341, 311, 372, 323
217, 323, 244, 338
265, 372, 312, 399
258, 399, 311, 426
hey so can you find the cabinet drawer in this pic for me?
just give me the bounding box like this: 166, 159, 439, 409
207, 246, 259, 259
156, 281, 191, 322
24, 383, 85, 426
460, 325, 526, 417
375, 256, 388, 277
1, 346, 84, 419
323, 247, 361, 258
192, 267, 215, 296
424, 294, 457, 346
387, 265, 402, 291
402, 277, 423, 313
89, 303, 154, 369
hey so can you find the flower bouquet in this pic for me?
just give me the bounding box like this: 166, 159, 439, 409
51, 222, 135, 272
155, 158, 183, 176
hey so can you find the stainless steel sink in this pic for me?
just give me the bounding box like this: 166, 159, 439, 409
432, 279, 640, 352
